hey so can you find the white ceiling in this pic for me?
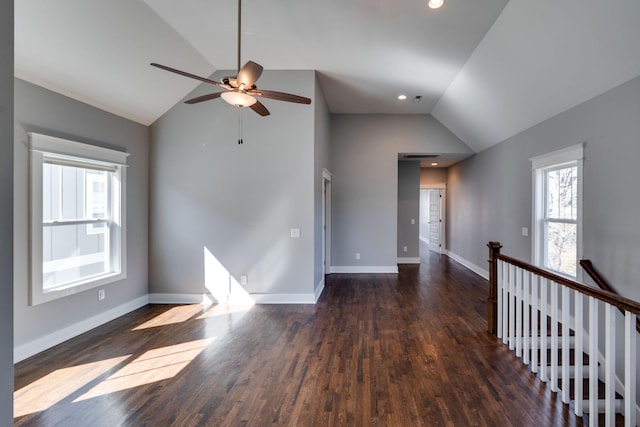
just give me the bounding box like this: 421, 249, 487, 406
14, 0, 640, 153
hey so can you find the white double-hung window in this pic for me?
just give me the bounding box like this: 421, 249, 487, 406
29, 133, 128, 305
531, 143, 584, 279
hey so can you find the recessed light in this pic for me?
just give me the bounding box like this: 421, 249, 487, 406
431, 162, 439, 166
397, 94, 407, 100
428, 0, 444, 9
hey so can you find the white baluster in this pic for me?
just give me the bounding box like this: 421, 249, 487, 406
530, 274, 539, 374
497, 260, 503, 340
516, 267, 523, 358
604, 304, 615, 427
502, 261, 509, 344
574, 292, 584, 417
550, 281, 559, 393
540, 278, 548, 383
509, 264, 516, 351
523, 271, 531, 366
589, 296, 599, 427
624, 311, 637, 427
561, 286, 570, 403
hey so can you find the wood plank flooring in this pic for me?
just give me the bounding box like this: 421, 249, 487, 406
15, 249, 585, 426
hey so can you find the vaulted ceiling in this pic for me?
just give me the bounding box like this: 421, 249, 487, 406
14, 0, 640, 153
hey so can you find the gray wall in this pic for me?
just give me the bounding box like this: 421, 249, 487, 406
0, 1, 13, 421
330, 114, 473, 269
313, 74, 331, 290
447, 75, 640, 304
397, 161, 420, 259
149, 70, 317, 300
13, 79, 149, 349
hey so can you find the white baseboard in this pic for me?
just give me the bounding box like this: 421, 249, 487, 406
330, 266, 399, 274
148, 293, 213, 304
315, 278, 325, 302
445, 250, 489, 280
398, 257, 420, 264
149, 292, 318, 305
14, 295, 149, 363
250, 293, 317, 304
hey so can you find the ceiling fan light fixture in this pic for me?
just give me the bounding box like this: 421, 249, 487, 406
428, 0, 444, 9
221, 91, 257, 108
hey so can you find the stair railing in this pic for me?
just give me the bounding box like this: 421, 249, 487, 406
487, 242, 639, 427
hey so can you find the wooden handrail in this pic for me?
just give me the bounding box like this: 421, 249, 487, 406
487, 242, 640, 335
580, 259, 618, 294
580, 259, 640, 333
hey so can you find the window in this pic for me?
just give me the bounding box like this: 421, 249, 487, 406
30, 133, 128, 305
531, 143, 583, 278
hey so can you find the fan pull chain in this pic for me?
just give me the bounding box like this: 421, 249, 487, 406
238, 108, 243, 144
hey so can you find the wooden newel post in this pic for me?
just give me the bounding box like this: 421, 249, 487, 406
487, 241, 502, 335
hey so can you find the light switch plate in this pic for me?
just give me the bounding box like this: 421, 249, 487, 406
290, 228, 301, 238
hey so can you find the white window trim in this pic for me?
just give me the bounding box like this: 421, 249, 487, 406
29, 132, 129, 305
531, 142, 584, 280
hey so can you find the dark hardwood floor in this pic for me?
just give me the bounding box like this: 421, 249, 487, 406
15, 248, 585, 426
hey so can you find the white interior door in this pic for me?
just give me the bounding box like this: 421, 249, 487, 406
428, 189, 441, 253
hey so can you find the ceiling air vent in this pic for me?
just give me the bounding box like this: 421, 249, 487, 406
402, 154, 440, 159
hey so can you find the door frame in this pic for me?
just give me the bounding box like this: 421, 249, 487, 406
322, 168, 332, 275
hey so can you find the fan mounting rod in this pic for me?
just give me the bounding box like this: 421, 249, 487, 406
237, 0, 242, 73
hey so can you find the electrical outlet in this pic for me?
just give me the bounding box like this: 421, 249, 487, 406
290, 228, 301, 238
411, 218, 415, 225
240, 274, 248, 285
355, 253, 360, 260
403, 246, 408, 252
522, 227, 529, 237
98, 289, 105, 301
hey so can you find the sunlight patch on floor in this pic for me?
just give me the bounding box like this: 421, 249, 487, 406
14, 355, 130, 417
132, 304, 206, 330
74, 338, 215, 402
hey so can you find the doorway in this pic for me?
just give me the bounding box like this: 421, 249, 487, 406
419, 185, 445, 255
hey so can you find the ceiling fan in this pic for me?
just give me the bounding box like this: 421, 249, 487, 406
150, 0, 311, 117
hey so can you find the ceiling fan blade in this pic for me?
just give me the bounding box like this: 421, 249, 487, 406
151, 63, 223, 87
237, 61, 263, 88
250, 100, 270, 117
252, 89, 311, 105
184, 92, 225, 104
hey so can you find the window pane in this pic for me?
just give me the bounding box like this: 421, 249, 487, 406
43, 223, 109, 290
86, 171, 108, 219
43, 164, 110, 222
546, 166, 577, 220
545, 221, 577, 276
